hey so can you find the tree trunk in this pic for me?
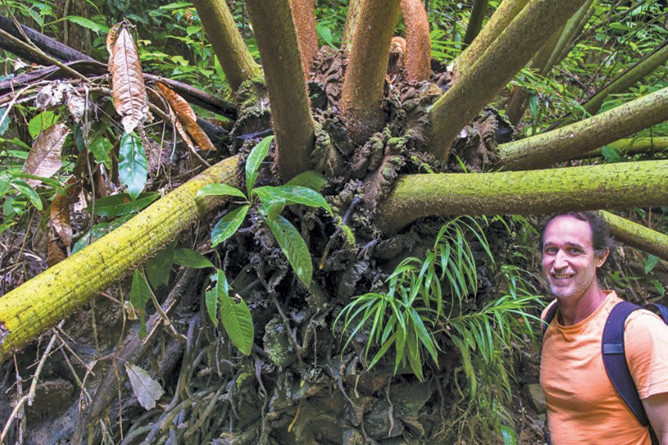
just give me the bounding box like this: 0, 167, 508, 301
463, 0, 489, 47
377, 160, 668, 233
340, 0, 401, 143
247, 0, 315, 180
289, 0, 319, 75
570, 137, 668, 160
599, 211, 668, 261
497, 87, 668, 169
192, 0, 262, 92
455, 0, 530, 76
0, 157, 240, 363
342, 0, 363, 50
429, 0, 588, 160
401, 0, 431, 81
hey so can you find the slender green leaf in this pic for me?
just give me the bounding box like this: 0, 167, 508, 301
90, 136, 113, 170
64, 15, 110, 33
118, 133, 148, 200
211, 205, 249, 247
285, 170, 328, 191
173, 248, 215, 269
11, 180, 42, 210
88, 192, 159, 216
205, 286, 218, 326
245, 135, 273, 195
130, 269, 152, 337
264, 215, 313, 287
196, 183, 247, 200
217, 270, 254, 355
145, 243, 174, 289
254, 185, 332, 215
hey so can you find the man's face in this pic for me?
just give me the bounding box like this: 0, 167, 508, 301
541, 215, 607, 302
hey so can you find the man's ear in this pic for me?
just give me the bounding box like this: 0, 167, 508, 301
596, 249, 610, 268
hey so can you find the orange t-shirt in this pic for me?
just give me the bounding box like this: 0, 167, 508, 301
540, 291, 668, 445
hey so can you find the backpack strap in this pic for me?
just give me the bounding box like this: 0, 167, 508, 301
541, 301, 559, 335
645, 303, 668, 323
601, 301, 649, 426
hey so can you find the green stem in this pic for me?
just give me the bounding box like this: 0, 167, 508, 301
497, 87, 668, 169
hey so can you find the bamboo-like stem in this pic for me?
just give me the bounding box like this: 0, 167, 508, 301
192, 0, 262, 92
341, 0, 402, 143
289, 0, 319, 75
401, 0, 431, 81
580, 42, 668, 116
497, 87, 668, 169
429, 0, 588, 160
455, 0, 530, 76
342, 0, 363, 50
247, 0, 315, 180
569, 137, 668, 160
599, 211, 668, 261
0, 156, 240, 363
463, 0, 489, 47
377, 160, 668, 233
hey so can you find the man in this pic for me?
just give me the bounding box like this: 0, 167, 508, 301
539, 211, 668, 444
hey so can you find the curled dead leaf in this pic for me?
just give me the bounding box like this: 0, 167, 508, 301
50, 193, 73, 247
106, 22, 123, 67
47, 237, 66, 267
24, 123, 70, 187
110, 27, 148, 134
155, 82, 216, 151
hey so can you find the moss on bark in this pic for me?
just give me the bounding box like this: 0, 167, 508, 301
0, 156, 240, 363
599, 211, 668, 261
377, 160, 668, 233
498, 87, 668, 169
289, 0, 319, 75
400, 0, 431, 82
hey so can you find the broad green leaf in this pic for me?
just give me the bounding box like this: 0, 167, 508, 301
12, 180, 43, 210
88, 192, 159, 216
265, 215, 312, 287
644, 254, 659, 274
601, 145, 623, 163
217, 270, 254, 355
245, 135, 273, 195
90, 136, 113, 170
173, 248, 215, 269
130, 269, 152, 337
124, 363, 164, 410
71, 215, 133, 254
0, 175, 9, 197
285, 170, 327, 191
254, 185, 332, 215
211, 205, 249, 247
145, 243, 174, 289
205, 286, 218, 326
253, 187, 286, 219
119, 132, 148, 200
196, 183, 247, 200
64, 16, 109, 34
0, 107, 10, 136
28, 111, 59, 139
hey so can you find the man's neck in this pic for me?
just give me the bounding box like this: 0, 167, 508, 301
557, 287, 608, 326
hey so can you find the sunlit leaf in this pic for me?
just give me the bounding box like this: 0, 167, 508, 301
50, 193, 72, 247
264, 215, 312, 287
254, 185, 332, 214
285, 170, 328, 191
64, 16, 109, 34
118, 133, 148, 200
125, 363, 164, 410
110, 26, 148, 134
196, 183, 246, 200
88, 192, 159, 216
173, 248, 215, 269
24, 123, 69, 187
217, 270, 254, 355
28, 111, 59, 139
245, 136, 273, 195
211, 205, 249, 247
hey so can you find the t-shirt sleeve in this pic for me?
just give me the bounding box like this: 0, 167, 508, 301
624, 311, 668, 399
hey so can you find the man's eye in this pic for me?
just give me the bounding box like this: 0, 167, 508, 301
568, 248, 582, 254
544, 247, 557, 254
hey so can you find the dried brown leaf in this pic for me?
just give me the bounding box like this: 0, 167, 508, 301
110, 27, 148, 134
50, 193, 73, 247
106, 22, 123, 67
47, 238, 66, 267
155, 82, 216, 151
24, 123, 70, 187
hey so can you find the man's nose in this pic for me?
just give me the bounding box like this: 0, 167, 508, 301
553, 250, 568, 269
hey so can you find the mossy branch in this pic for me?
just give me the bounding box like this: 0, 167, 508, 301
247, 0, 315, 180
377, 160, 668, 233
0, 156, 241, 363
497, 87, 668, 169
342, 0, 363, 50
463, 0, 489, 47
599, 211, 668, 261
289, 0, 319, 75
192, 0, 262, 92
569, 137, 668, 160
400, 0, 431, 81
429, 0, 588, 160
341, 0, 402, 143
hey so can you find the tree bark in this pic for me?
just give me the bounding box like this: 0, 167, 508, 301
289, 0, 319, 75
377, 160, 668, 233
401, 0, 431, 81
497, 87, 668, 169
455, 0, 530, 77
0, 156, 240, 364
192, 0, 262, 92
463, 0, 489, 47
247, 0, 316, 180
342, 0, 363, 50
599, 211, 668, 261
429, 0, 588, 160
340, 0, 402, 144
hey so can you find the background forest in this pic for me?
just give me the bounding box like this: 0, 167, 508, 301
0, 0, 666, 443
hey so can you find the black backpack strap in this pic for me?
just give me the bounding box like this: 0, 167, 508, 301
601, 301, 649, 426
542, 301, 559, 335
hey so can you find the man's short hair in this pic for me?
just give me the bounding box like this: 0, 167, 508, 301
539, 211, 616, 258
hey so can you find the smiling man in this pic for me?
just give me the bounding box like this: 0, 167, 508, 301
539, 212, 668, 445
